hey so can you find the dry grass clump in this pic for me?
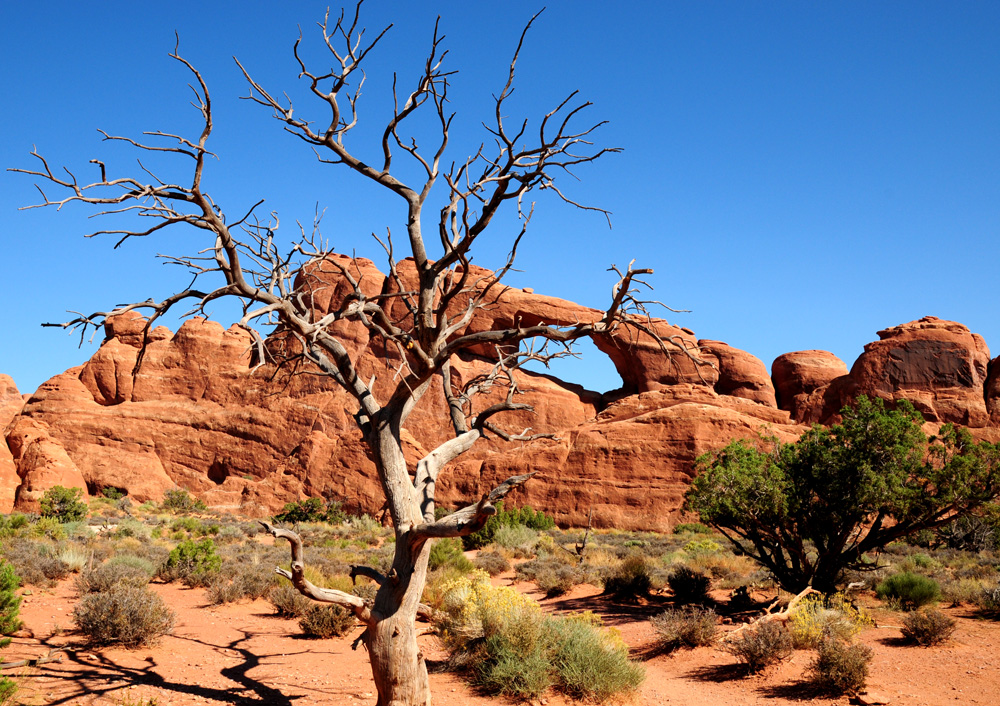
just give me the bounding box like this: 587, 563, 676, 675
72, 586, 175, 648
473, 550, 511, 577
269, 584, 312, 618
76, 556, 155, 594
298, 604, 356, 638
901, 608, 957, 646
602, 555, 652, 601
651, 607, 718, 651
435, 571, 643, 701
516, 555, 593, 597
723, 621, 792, 673
806, 638, 872, 695
1, 539, 69, 587
207, 564, 278, 605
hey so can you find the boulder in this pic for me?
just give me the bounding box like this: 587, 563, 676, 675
772, 350, 849, 423
844, 317, 990, 427
698, 340, 777, 407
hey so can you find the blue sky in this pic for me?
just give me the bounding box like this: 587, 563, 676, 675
2, 1, 998, 395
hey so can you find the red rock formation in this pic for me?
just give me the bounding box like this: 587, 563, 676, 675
8, 260, 997, 530
772, 350, 849, 423
844, 317, 990, 427
0, 374, 24, 512
987, 357, 1000, 426
698, 340, 777, 407
445, 386, 801, 531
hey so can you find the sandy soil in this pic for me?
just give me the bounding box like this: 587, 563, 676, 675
4, 577, 999, 706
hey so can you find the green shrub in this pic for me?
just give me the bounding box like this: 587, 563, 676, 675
157, 538, 221, 586
901, 608, 957, 646
807, 638, 872, 695
269, 584, 312, 618
667, 565, 711, 605
298, 604, 355, 638
0, 561, 22, 640
0, 562, 17, 705
674, 522, 714, 535
160, 488, 206, 514
429, 538, 473, 572
435, 571, 643, 701
603, 555, 652, 601
651, 607, 718, 650
273, 497, 347, 525
72, 586, 175, 647
473, 550, 511, 577
463, 503, 555, 550
723, 621, 792, 673
547, 613, 645, 701
683, 538, 722, 556
101, 487, 126, 501
875, 572, 941, 610
39, 486, 88, 523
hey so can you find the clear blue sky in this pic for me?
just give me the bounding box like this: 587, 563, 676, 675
2, 1, 998, 395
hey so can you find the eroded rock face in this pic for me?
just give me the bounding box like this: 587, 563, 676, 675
988, 357, 1000, 426
698, 340, 777, 407
6, 261, 998, 529
0, 374, 24, 512
846, 317, 990, 427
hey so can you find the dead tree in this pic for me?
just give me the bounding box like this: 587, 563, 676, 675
11, 5, 696, 704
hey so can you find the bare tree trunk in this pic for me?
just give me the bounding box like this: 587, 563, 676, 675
366, 541, 432, 706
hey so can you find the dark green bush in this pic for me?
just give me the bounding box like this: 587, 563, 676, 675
875, 572, 941, 610
723, 621, 792, 673
651, 607, 718, 650
157, 538, 221, 586
428, 538, 473, 572
101, 487, 127, 501
0, 562, 18, 706
273, 497, 347, 525
901, 608, 957, 646
807, 638, 872, 694
603, 555, 652, 601
668, 565, 711, 604
473, 550, 511, 577
0, 560, 22, 640
299, 604, 355, 638
39, 486, 88, 522
463, 503, 555, 550
72, 586, 175, 647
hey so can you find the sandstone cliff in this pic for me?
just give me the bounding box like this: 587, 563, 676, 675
3, 261, 998, 530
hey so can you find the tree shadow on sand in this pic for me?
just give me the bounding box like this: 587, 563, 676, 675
20, 631, 320, 705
